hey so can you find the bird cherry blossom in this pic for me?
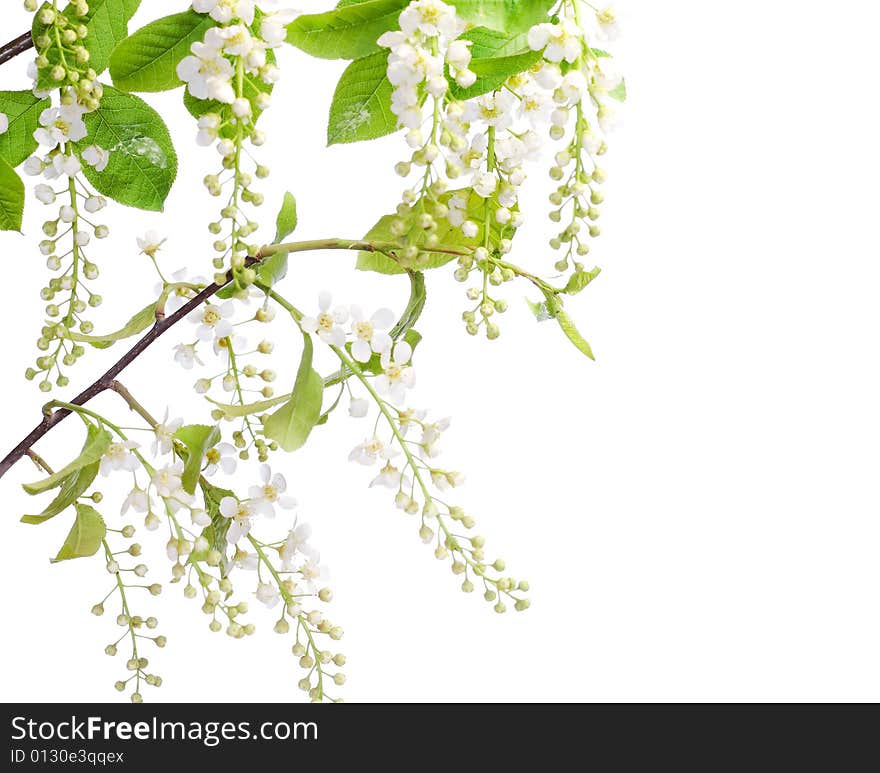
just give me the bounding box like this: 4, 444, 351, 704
348, 305, 394, 362
300, 291, 349, 346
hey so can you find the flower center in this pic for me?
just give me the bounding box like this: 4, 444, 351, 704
354, 321, 374, 340
262, 485, 278, 502
318, 312, 334, 331
203, 308, 220, 325
205, 448, 220, 464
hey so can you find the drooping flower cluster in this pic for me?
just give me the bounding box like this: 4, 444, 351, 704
377, 0, 623, 338
345, 366, 529, 613
21, 2, 115, 392
82, 376, 344, 701
177, 2, 293, 293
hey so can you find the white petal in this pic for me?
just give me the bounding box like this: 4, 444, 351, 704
351, 338, 372, 362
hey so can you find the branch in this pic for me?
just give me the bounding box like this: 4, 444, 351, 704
0, 237, 424, 481
0, 31, 33, 68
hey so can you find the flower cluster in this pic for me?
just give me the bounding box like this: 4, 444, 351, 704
526, 6, 624, 275
90, 525, 166, 704
347, 388, 529, 613
376, 0, 622, 338
27, 0, 103, 108
20, 2, 115, 391
83, 383, 344, 701
178, 1, 292, 293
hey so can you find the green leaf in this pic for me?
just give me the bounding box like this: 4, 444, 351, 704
206, 393, 292, 419
563, 266, 601, 295
590, 47, 612, 58
60, 301, 157, 348
0, 157, 24, 232
461, 27, 529, 59
328, 51, 396, 145
286, 0, 408, 60
274, 191, 299, 242
449, 0, 555, 33
256, 191, 299, 288
23, 424, 112, 495
0, 91, 50, 167
196, 479, 235, 563
77, 0, 143, 75
76, 85, 178, 211
22, 460, 100, 525
449, 47, 541, 100
608, 78, 627, 102
174, 424, 221, 495
554, 306, 595, 360
24, 425, 108, 495
264, 334, 324, 452
51, 503, 106, 563
109, 10, 214, 93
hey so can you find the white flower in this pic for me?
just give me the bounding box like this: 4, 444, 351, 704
137, 230, 165, 257
370, 463, 402, 489
81, 145, 110, 171
399, 0, 463, 39
188, 301, 235, 342
44, 153, 81, 179
204, 442, 237, 476
420, 416, 451, 456
255, 582, 280, 608
376, 340, 416, 404
348, 305, 394, 362
213, 24, 256, 58
534, 62, 562, 90
519, 85, 553, 125
23, 156, 44, 176
34, 104, 87, 147
560, 70, 589, 104
177, 36, 236, 104
84, 195, 106, 213
300, 291, 349, 347
151, 461, 185, 498
152, 408, 183, 456
100, 440, 140, 476
527, 19, 582, 63
0, 113, 8, 135
596, 6, 621, 41
349, 436, 398, 466
463, 91, 515, 130
299, 558, 329, 593
192, 0, 255, 25
446, 39, 471, 69
280, 522, 318, 567
349, 397, 369, 418
261, 10, 296, 47
196, 113, 220, 146
121, 486, 150, 515
219, 496, 256, 543
248, 464, 297, 516
398, 407, 426, 437
173, 343, 203, 370
34, 184, 55, 205
473, 171, 497, 199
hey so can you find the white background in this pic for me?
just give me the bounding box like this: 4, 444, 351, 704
1, 0, 879, 703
